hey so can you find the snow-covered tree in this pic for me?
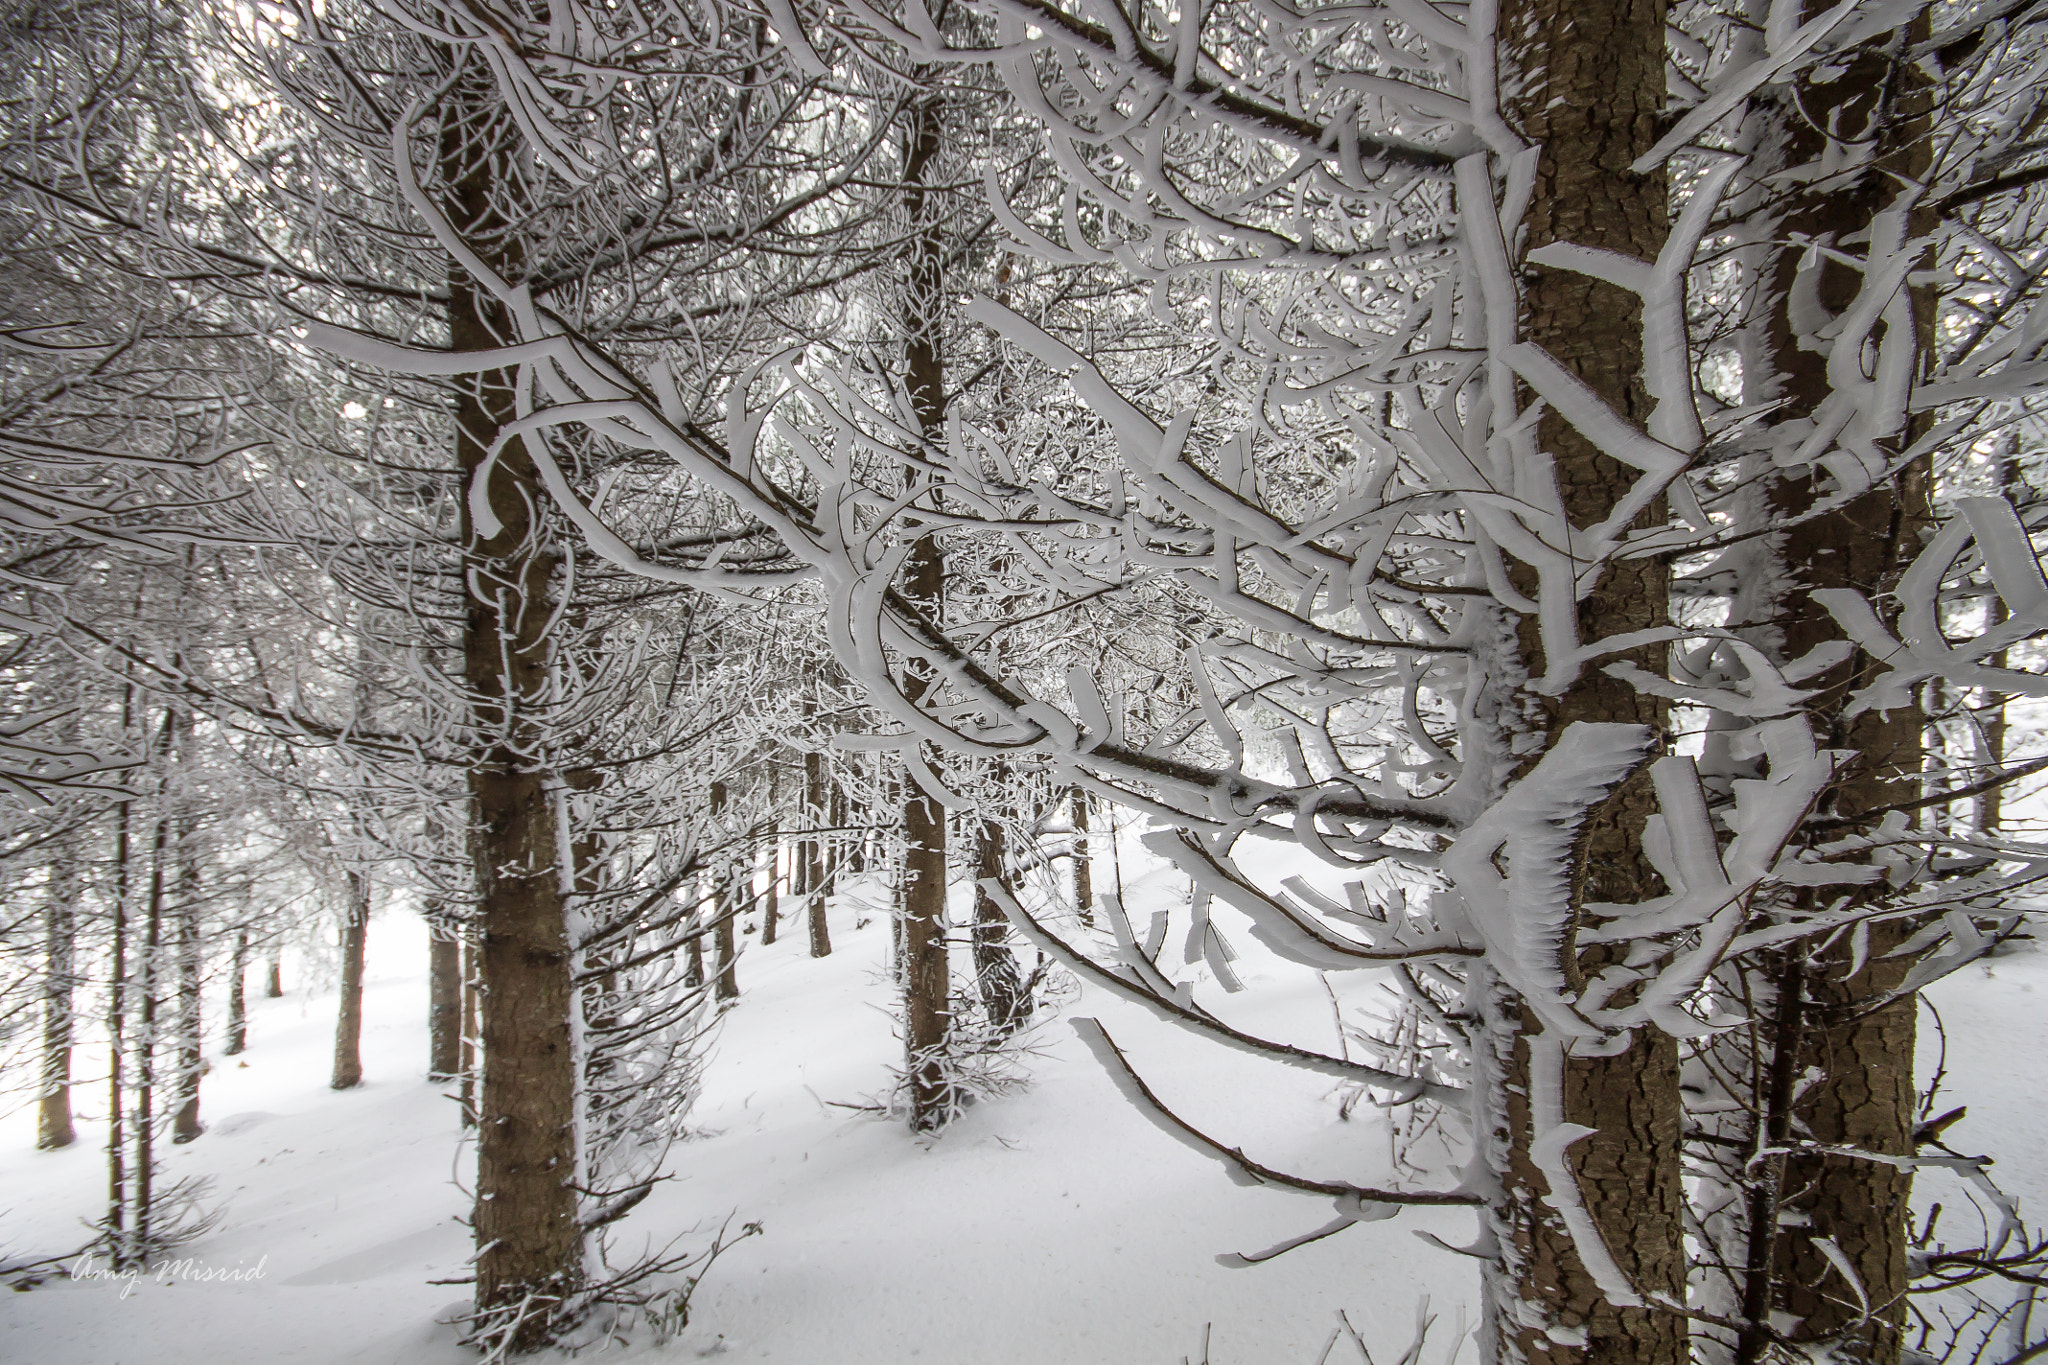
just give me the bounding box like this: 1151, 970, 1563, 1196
292, 0, 2048, 1360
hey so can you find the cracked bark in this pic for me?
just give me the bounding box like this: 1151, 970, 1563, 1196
805, 748, 834, 959
972, 797, 1029, 1035
1728, 25, 1933, 1359
445, 87, 581, 1345
37, 837, 78, 1149
428, 907, 462, 1082
224, 928, 250, 1059
899, 94, 954, 1132
712, 781, 740, 1001
331, 870, 369, 1092
1487, 0, 1685, 1361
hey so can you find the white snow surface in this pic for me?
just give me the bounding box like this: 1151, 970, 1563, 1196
3, 847, 2044, 1364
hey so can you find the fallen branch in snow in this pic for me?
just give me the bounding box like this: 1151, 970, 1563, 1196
1072, 1016, 1482, 1209
0, 1239, 96, 1290
989, 878, 1463, 1103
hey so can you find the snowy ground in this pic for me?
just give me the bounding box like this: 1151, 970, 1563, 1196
3, 840, 2044, 1365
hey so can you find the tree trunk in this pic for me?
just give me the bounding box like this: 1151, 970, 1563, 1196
560, 732, 609, 1126
825, 777, 845, 902
1070, 786, 1093, 926
760, 822, 780, 947
136, 796, 170, 1255
447, 102, 582, 1341
106, 692, 135, 1265
428, 913, 462, 1082
330, 872, 369, 1091
1719, 29, 1934, 1359
37, 845, 78, 1150
896, 95, 954, 1132
972, 810, 1028, 1034
1979, 437, 2014, 837
887, 768, 906, 987
224, 929, 249, 1058
715, 894, 739, 1001
1773, 931, 1919, 1362
804, 748, 833, 958
1755, 503, 1925, 1363
265, 953, 283, 999
171, 847, 205, 1142
844, 762, 870, 875
711, 782, 739, 1002
900, 730, 949, 1129
460, 932, 479, 1129
107, 855, 128, 1253
1485, 0, 1685, 1361
684, 871, 706, 985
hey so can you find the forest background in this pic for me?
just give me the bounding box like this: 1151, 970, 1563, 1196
3, 0, 2048, 1362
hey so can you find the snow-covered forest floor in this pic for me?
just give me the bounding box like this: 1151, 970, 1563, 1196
5, 836, 2046, 1365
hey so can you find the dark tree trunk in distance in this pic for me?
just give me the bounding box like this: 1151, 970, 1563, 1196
224, 929, 249, 1057
900, 735, 949, 1128
38, 857, 77, 1149
825, 779, 845, 902
136, 799, 169, 1253
1069, 787, 1093, 926
711, 783, 739, 1002
804, 749, 832, 958
759, 824, 780, 947
171, 850, 204, 1144
106, 746, 134, 1264
331, 874, 369, 1091
972, 813, 1028, 1034
429, 915, 462, 1082
715, 898, 739, 1001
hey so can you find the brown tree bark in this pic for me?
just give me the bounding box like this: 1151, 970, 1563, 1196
224, 928, 250, 1058
971, 810, 1028, 1034
825, 777, 846, 903
1485, 0, 1685, 1361
1739, 370, 1928, 1365
896, 94, 955, 1132
106, 682, 138, 1265
459, 933, 479, 1130
759, 820, 780, 947
37, 844, 78, 1149
330, 872, 369, 1092
107, 815, 129, 1254
715, 896, 740, 1000
428, 912, 462, 1082
1723, 493, 1925, 1365
1721, 30, 1934, 1361
446, 92, 582, 1342
711, 782, 740, 1002
685, 877, 706, 988
1069, 786, 1093, 926
265, 953, 283, 999
804, 748, 833, 958
135, 781, 170, 1254
171, 846, 205, 1142
1773, 928, 1919, 1362
1979, 440, 2016, 837
900, 729, 949, 1130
